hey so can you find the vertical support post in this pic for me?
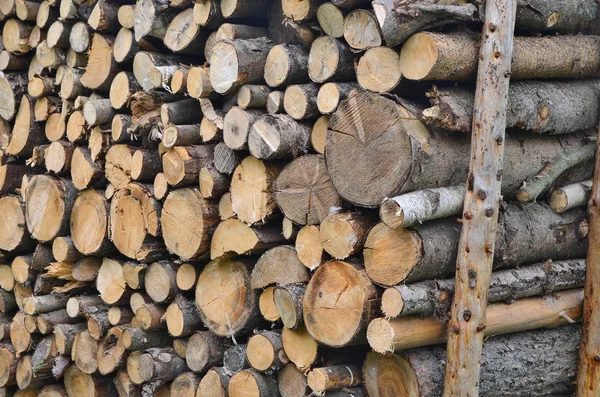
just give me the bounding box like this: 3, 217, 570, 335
443, 1, 517, 396
576, 125, 600, 397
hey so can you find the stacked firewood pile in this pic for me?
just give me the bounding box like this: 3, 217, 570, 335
0, 0, 597, 395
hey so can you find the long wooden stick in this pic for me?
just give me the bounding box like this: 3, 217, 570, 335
576, 126, 600, 396
443, 2, 517, 396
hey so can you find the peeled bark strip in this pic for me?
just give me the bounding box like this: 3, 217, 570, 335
371, 325, 580, 397
368, 289, 582, 354
223, 107, 263, 151
308, 36, 354, 83
248, 113, 311, 160
251, 246, 309, 289
365, 203, 587, 286
304, 260, 379, 347
382, 259, 585, 319
185, 331, 226, 373
229, 156, 282, 225
80, 34, 120, 92
195, 257, 261, 337
399, 32, 600, 81
295, 225, 325, 270
380, 186, 466, 228
326, 90, 592, 207
424, 80, 600, 135
109, 182, 164, 262
274, 283, 306, 329
264, 44, 310, 88
25, 175, 77, 242
162, 145, 215, 188
372, 0, 477, 48
517, 143, 596, 202
210, 38, 274, 95
320, 211, 376, 260
70, 189, 111, 256
210, 218, 286, 259
0, 195, 34, 253
550, 180, 593, 214
274, 154, 340, 226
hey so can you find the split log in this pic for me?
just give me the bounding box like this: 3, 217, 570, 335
210, 218, 286, 259
70, 147, 105, 190
247, 330, 287, 372
379, 186, 466, 228
364, 203, 587, 286
88, 0, 120, 33
308, 36, 354, 83
237, 85, 271, 109
228, 369, 278, 397
108, 182, 164, 262
320, 211, 376, 260
223, 107, 263, 151
185, 331, 226, 373
0, 72, 27, 121
550, 181, 592, 214
399, 33, 600, 81
197, 368, 231, 397
304, 260, 379, 347
325, 90, 593, 207
283, 84, 319, 120
295, 225, 325, 270
367, 289, 582, 353
70, 189, 111, 256
382, 259, 585, 318
274, 283, 306, 329
251, 246, 309, 289
0, 195, 34, 253
210, 38, 274, 94
80, 34, 120, 92
248, 113, 311, 160
195, 257, 261, 337
366, 325, 581, 397
162, 145, 215, 188
424, 80, 600, 135
264, 44, 309, 88
259, 286, 280, 322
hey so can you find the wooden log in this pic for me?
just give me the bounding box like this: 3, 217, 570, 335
70, 189, 111, 256
111, 114, 132, 142
60, 68, 87, 100
399, 33, 600, 81
118, 4, 135, 28
174, 263, 196, 292
218, 193, 234, 221
308, 36, 354, 83
343, 9, 381, 50
135, 302, 166, 331
0, 265, 14, 293
369, 325, 581, 397
278, 363, 310, 397
424, 80, 600, 135
15, 0, 39, 22
162, 145, 215, 188
223, 345, 251, 376
186, 66, 212, 99
0, 290, 17, 314
96, 258, 127, 305
134, 0, 176, 41
68, 21, 90, 53
143, 261, 178, 304
0, 195, 34, 253
64, 365, 117, 397
37, 309, 80, 335
259, 286, 280, 322
16, 352, 55, 390
266, 91, 284, 114
131, 149, 161, 183
210, 218, 286, 259
365, 202, 588, 286
108, 307, 134, 326
169, 67, 189, 94
0, 344, 17, 387
113, 370, 141, 397
83, 98, 115, 127
274, 155, 340, 226
104, 144, 134, 188
0, 72, 27, 121
80, 34, 120, 92
251, 246, 309, 289
195, 257, 261, 337
210, 38, 274, 95
97, 326, 128, 375
66, 295, 105, 318
199, 165, 230, 200
10, 312, 33, 354
380, 186, 466, 228
264, 44, 309, 88
185, 331, 226, 373
72, 330, 98, 374
248, 113, 311, 160
138, 347, 187, 384
35, 1, 58, 29
247, 330, 287, 372
2, 19, 32, 54
44, 141, 73, 174
160, 99, 201, 127
113, 28, 151, 64
228, 369, 278, 397
216, 23, 267, 41
237, 85, 271, 109
281, 325, 318, 371
121, 326, 171, 351
325, 90, 593, 207
282, 0, 318, 21
153, 173, 169, 201
0, 50, 31, 70
223, 107, 263, 151
274, 283, 306, 330
307, 365, 362, 393
88, 0, 120, 33
171, 372, 200, 397
295, 224, 325, 270
198, 368, 231, 397
220, 0, 268, 19
320, 211, 376, 260
367, 289, 582, 353
283, 84, 319, 120
213, 142, 242, 176
304, 260, 379, 347
46, 20, 71, 49
164, 8, 206, 54
382, 258, 585, 319
71, 257, 102, 283
126, 351, 144, 385
34, 96, 62, 122
316, 82, 357, 114
70, 147, 105, 190
550, 181, 593, 214
109, 182, 164, 262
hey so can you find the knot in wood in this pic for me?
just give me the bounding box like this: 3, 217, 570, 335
595, 355, 600, 362
477, 324, 486, 332
484, 207, 494, 217
449, 326, 460, 335
464, 212, 473, 220
463, 310, 472, 321
478, 190, 487, 200
488, 23, 497, 32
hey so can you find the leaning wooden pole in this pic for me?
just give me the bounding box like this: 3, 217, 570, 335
576, 124, 600, 396
443, 2, 517, 396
